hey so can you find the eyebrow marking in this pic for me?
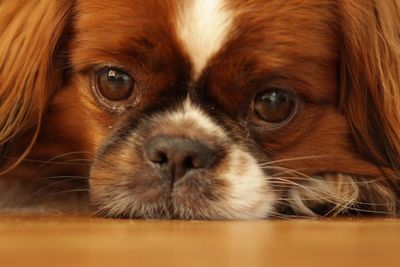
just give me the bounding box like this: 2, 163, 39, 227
175, 0, 234, 79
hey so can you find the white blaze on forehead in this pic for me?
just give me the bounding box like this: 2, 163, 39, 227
176, 0, 234, 78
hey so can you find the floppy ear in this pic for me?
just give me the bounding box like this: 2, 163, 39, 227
338, 0, 400, 173
0, 0, 72, 171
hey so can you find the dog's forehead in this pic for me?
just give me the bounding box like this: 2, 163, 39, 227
74, 0, 337, 90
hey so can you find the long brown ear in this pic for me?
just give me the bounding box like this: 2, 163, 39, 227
0, 0, 72, 172
338, 0, 400, 173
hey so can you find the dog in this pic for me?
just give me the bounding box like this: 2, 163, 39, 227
0, 0, 399, 219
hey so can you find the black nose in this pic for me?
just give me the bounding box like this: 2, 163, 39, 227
145, 136, 214, 182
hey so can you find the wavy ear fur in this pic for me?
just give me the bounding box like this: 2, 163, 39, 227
0, 0, 72, 172
339, 0, 400, 174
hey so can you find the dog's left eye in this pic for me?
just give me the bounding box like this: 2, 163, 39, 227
253, 89, 296, 124
95, 68, 134, 102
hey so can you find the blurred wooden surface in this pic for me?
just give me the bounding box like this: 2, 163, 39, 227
0, 216, 398, 267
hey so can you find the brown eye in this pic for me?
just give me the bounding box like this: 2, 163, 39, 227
253, 89, 295, 123
96, 68, 134, 102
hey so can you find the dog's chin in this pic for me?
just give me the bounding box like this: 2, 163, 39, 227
90, 165, 275, 220
90, 182, 215, 220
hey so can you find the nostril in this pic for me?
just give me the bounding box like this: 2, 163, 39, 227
145, 136, 214, 181
183, 156, 194, 168
154, 151, 168, 164
185, 152, 210, 169
183, 155, 206, 170
145, 143, 168, 165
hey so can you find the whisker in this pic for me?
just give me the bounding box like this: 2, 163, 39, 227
1, 153, 92, 165
270, 176, 382, 185
272, 176, 361, 215
45, 188, 90, 197
26, 151, 92, 177
258, 155, 330, 167
274, 196, 394, 207
18, 180, 78, 206
37, 175, 90, 181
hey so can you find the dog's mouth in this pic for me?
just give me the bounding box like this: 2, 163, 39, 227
89, 141, 275, 220
88, 99, 276, 220
91, 166, 229, 219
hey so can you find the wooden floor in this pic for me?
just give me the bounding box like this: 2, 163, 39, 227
0, 216, 398, 267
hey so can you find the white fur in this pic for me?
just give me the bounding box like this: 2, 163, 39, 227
176, 0, 234, 78
219, 147, 276, 219
165, 98, 227, 138
287, 174, 397, 216
162, 99, 275, 219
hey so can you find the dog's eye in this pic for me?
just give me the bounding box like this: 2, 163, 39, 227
253, 89, 295, 123
95, 68, 134, 102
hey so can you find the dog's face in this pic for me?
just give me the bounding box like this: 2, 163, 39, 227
1, 0, 400, 219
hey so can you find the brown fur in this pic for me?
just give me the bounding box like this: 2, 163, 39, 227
0, 0, 399, 218
338, 0, 400, 173
0, 0, 72, 171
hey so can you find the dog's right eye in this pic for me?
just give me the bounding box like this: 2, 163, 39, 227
252, 89, 297, 125
95, 68, 135, 102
